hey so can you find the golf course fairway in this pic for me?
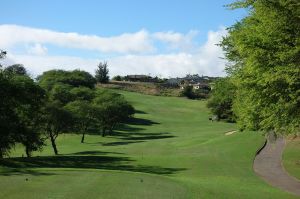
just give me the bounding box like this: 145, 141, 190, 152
0, 90, 297, 199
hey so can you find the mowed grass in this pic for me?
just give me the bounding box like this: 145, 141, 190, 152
283, 139, 300, 181
0, 90, 297, 198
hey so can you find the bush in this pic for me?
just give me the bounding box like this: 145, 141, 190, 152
180, 85, 195, 99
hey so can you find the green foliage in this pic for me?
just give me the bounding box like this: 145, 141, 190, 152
93, 90, 135, 136
38, 69, 96, 91
37, 68, 134, 148
41, 101, 73, 155
95, 62, 109, 83
49, 83, 73, 105
4, 64, 27, 76
0, 70, 45, 157
64, 100, 96, 143
38, 69, 96, 153
70, 86, 95, 101
112, 75, 122, 81
207, 77, 236, 122
221, 0, 300, 134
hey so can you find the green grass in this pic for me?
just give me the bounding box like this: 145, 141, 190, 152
0, 90, 297, 198
283, 139, 300, 181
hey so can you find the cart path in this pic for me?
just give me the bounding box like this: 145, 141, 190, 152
253, 136, 300, 196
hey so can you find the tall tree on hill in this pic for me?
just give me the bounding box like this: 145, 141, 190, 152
95, 62, 109, 83
221, 0, 300, 134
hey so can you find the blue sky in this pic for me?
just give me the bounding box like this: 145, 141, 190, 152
0, 0, 246, 77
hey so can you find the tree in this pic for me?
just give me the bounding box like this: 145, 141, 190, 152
49, 83, 73, 105
0, 50, 6, 59
180, 85, 195, 99
0, 71, 45, 158
112, 75, 122, 81
93, 91, 134, 136
221, 0, 300, 134
13, 75, 46, 157
70, 86, 95, 101
37, 69, 96, 91
4, 64, 27, 76
42, 102, 72, 155
207, 77, 236, 122
65, 100, 95, 143
95, 62, 109, 83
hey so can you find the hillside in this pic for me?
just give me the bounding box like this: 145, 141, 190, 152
98, 81, 181, 97
0, 90, 297, 199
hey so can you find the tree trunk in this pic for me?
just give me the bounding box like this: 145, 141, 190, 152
109, 127, 113, 135
81, 133, 85, 143
25, 146, 31, 157
102, 127, 106, 137
0, 149, 3, 159
49, 132, 58, 155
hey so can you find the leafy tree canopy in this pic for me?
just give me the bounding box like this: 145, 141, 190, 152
37, 69, 96, 91
221, 0, 300, 134
207, 77, 236, 122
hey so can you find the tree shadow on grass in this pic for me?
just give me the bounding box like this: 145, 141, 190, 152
0, 155, 185, 175
102, 141, 145, 146
126, 117, 160, 126
121, 134, 176, 141
135, 110, 147, 114
112, 131, 176, 141
116, 125, 145, 132
0, 168, 59, 176
68, 151, 125, 155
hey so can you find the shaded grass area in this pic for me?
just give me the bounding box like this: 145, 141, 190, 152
0, 155, 185, 175
0, 89, 297, 199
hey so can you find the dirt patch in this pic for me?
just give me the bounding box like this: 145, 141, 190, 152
225, 130, 237, 136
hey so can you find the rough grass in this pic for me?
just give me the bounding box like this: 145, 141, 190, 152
283, 138, 300, 181
0, 90, 297, 198
98, 81, 181, 97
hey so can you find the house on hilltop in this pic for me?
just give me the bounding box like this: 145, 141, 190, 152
125, 75, 153, 82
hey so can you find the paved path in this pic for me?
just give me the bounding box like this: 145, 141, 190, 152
253, 136, 300, 196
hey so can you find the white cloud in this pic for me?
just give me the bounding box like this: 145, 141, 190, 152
27, 43, 48, 55
152, 30, 198, 50
0, 25, 227, 77
0, 24, 153, 53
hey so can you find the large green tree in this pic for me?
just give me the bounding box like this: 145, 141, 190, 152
0, 67, 45, 157
221, 0, 300, 134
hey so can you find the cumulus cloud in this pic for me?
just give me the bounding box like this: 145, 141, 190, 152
0, 24, 153, 53
152, 30, 198, 51
27, 43, 48, 55
0, 25, 227, 77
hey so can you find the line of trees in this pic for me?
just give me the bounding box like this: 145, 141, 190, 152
208, 0, 300, 135
0, 58, 134, 157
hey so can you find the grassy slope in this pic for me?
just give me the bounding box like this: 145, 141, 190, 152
283, 139, 300, 181
0, 90, 296, 199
